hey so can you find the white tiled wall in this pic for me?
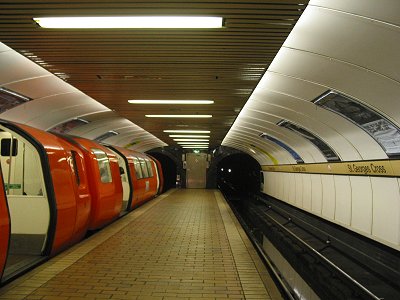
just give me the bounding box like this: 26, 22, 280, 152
321, 175, 335, 221
350, 176, 372, 235
302, 174, 312, 211
370, 177, 400, 246
334, 176, 352, 226
288, 173, 296, 205
295, 174, 303, 208
310, 175, 322, 215
262, 171, 400, 250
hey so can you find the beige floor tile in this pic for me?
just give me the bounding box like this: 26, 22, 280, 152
0, 189, 282, 300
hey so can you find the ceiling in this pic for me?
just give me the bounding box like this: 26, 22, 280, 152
0, 0, 309, 150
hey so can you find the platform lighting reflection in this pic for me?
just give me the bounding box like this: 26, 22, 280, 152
128, 100, 214, 104
164, 130, 211, 133
169, 135, 210, 138
146, 115, 212, 118
33, 16, 223, 29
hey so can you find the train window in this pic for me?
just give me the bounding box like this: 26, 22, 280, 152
277, 120, 340, 162
133, 157, 143, 179
92, 148, 112, 183
1, 138, 18, 156
94, 131, 119, 142
70, 151, 80, 186
145, 160, 154, 177
260, 133, 304, 163
49, 118, 89, 134
139, 158, 149, 178
0, 87, 31, 114
314, 91, 400, 157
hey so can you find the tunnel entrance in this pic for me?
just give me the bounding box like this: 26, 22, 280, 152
147, 152, 177, 192
217, 153, 261, 196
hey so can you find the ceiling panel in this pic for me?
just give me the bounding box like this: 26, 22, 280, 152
0, 0, 309, 149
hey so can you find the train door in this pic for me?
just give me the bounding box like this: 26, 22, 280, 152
0, 128, 50, 281
0, 164, 10, 280
109, 149, 131, 213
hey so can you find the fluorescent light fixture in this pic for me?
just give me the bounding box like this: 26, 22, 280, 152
146, 115, 212, 118
128, 100, 214, 104
174, 139, 209, 142
177, 142, 209, 145
33, 16, 223, 29
164, 130, 211, 133
169, 135, 210, 138
182, 146, 209, 149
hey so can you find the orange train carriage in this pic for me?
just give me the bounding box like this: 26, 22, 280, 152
0, 120, 163, 284
106, 145, 161, 209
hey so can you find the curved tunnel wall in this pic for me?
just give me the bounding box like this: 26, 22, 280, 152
0, 43, 167, 152
223, 0, 400, 250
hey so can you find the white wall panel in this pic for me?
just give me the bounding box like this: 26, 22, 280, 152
0, 43, 11, 52
310, 0, 400, 27
334, 176, 352, 226
282, 173, 290, 203
371, 177, 400, 246
302, 174, 312, 211
321, 175, 335, 220
4, 75, 74, 100
295, 174, 303, 208
246, 103, 325, 163
269, 47, 400, 137
265, 172, 273, 196
288, 173, 296, 205
69, 117, 126, 135
271, 172, 278, 198
254, 92, 361, 161
0, 92, 108, 129
0, 51, 48, 85
311, 174, 323, 215
350, 176, 373, 235
276, 172, 284, 201
285, 6, 400, 82
255, 72, 385, 161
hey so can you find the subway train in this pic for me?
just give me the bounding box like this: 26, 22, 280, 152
0, 119, 163, 284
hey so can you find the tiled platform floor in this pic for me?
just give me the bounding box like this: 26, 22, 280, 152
0, 189, 282, 300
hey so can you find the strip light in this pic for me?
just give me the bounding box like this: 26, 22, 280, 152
177, 142, 209, 145
146, 115, 212, 118
33, 16, 223, 29
173, 139, 209, 142
129, 100, 214, 104
182, 146, 209, 149
169, 135, 210, 138
164, 130, 211, 133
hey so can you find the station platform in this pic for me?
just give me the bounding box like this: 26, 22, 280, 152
0, 189, 282, 300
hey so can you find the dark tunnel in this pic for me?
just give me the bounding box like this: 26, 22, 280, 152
217, 153, 261, 197
147, 152, 177, 192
